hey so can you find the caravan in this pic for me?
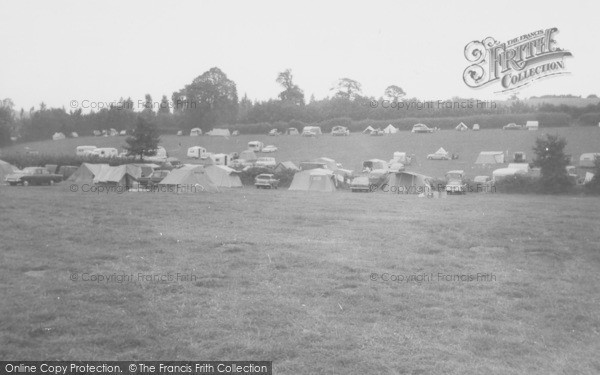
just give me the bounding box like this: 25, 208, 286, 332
89, 147, 118, 158
187, 146, 208, 159
248, 141, 264, 152
76, 145, 97, 156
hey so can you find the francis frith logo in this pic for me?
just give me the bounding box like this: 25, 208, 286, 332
463, 28, 572, 93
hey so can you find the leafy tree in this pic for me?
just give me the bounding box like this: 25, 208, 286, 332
332, 78, 362, 100
174, 67, 238, 131
0, 105, 14, 147
158, 95, 170, 115
141, 94, 155, 120
276, 69, 304, 105
532, 134, 573, 193
124, 116, 160, 160
384, 85, 406, 101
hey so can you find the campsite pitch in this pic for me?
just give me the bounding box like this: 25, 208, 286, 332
1, 187, 599, 374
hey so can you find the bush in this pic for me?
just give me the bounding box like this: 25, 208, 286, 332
577, 112, 600, 126
494, 175, 540, 194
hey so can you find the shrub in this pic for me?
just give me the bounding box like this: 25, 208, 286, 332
494, 175, 540, 194
577, 112, 600, 127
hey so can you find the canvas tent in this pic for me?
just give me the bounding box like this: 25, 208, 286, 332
207, 128, 230, 137
287, 128, 299, 135
158, 165, 218, 192
71, 132, 79, 138
93, 164, 142, 187
190, 128, 202, 136
432, 147, 449, 157
507, 163, 530, 173
475, 151, 505, 165
585, 172, 595, 183
205, 165, 242, 188
363, 126, 375, 134
383, 124, 398, 134
288, 168, 336, 192
492, 168, 527, 180
274, 161, 299, 173
579, 153, 600, 168
385, 172, 434, 194
0, 159, 18, 184
66, 163, 109, 185
313, 157, 338, 171
526, 121, 539, 130
52, 132, 66, 140
455, 122, 468, 131
472, 124, 480, 131
239, 149, 258, 161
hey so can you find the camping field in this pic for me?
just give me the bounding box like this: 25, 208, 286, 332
3, 126, 600, 178
1, 186, 599, 374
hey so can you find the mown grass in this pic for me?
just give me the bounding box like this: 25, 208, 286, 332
3, 127, 600, 179
1, 186, 599, 374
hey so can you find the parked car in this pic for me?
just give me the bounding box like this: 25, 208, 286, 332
268, 129, 280, 136
6, 167, 63, 186
350, 176, 371, 192
261, 145, 278, 153
331, 126, 350, 136
445, 170, 467, 194
255, 174, 279, 189
255, 157, 276, 168
411, 124, 434, 133
138, 170, 170, 188
427, 152, 450, 160
302, 130, 318, 137
503, 123, 523, 130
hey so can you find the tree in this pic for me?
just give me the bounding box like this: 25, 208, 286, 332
141, 94, 155, 120
173, 67, 238, 131
384, 85, 406, 102
0, 104, 14, 147
332, 78, 362, 100
276, 69, 304, 105
532, 134, 573, 193
158, 95, 170, 115
124, 116, 160, 160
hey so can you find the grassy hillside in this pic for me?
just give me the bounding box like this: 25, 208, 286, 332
1, 187, 599, 373
3, 127, 600, 179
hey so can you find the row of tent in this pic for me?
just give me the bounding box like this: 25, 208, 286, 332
188, 128, 232, 137
52, 132, 79, 140
66, 163, 242, 191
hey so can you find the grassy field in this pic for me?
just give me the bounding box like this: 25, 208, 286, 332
3, 127, 600, 179
1, 186, 599, 373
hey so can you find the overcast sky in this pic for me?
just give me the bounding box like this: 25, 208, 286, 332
1, 0, 598, 111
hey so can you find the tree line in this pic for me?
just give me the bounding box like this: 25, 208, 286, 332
1, 67, 600, 145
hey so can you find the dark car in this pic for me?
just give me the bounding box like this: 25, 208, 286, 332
6, 167, 63, 186
255, 174, 279, 189
138, 170, 170, 188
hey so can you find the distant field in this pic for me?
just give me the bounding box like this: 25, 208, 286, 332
1, 187, 599, 373
3, 127, 600, 178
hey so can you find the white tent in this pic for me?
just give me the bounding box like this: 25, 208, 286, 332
526, 121, 539, 131
433, 147, 449, 157
204, 165, 242, 188
476, 151, 505, 165
363, 126, 375, 134
492, 168, 527, 180
472, 124, 480, 131
71, 132, 79, 138
585, 172, 595, 183
455, 122, 468, 131
383, 124, 398, 134
190, 128, 202, 136
507, 163, 530, 173
208, 128, 231, 137
52, 132, 66, 141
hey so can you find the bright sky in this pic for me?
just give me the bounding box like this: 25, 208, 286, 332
2, 0, 598, 111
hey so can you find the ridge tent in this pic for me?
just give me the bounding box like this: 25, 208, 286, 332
205, 165, 242, 188
432, 147, 449, 157
579, 153, 600, 168
363, 126, 375, 134
158, 165, 219, 192
455, 122, 468, 131
383, 124, 398, 134
475, 151, 505, 165
52, 132, 66, 140
93, 164, 142, 187
66, 163, 108, 185
274, 161, 299, 173
0, 159, 18, 184
385, 171, 434, 194
288, 168, 336, 192
207, 128, 230, 137
190, 128, 202, 136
